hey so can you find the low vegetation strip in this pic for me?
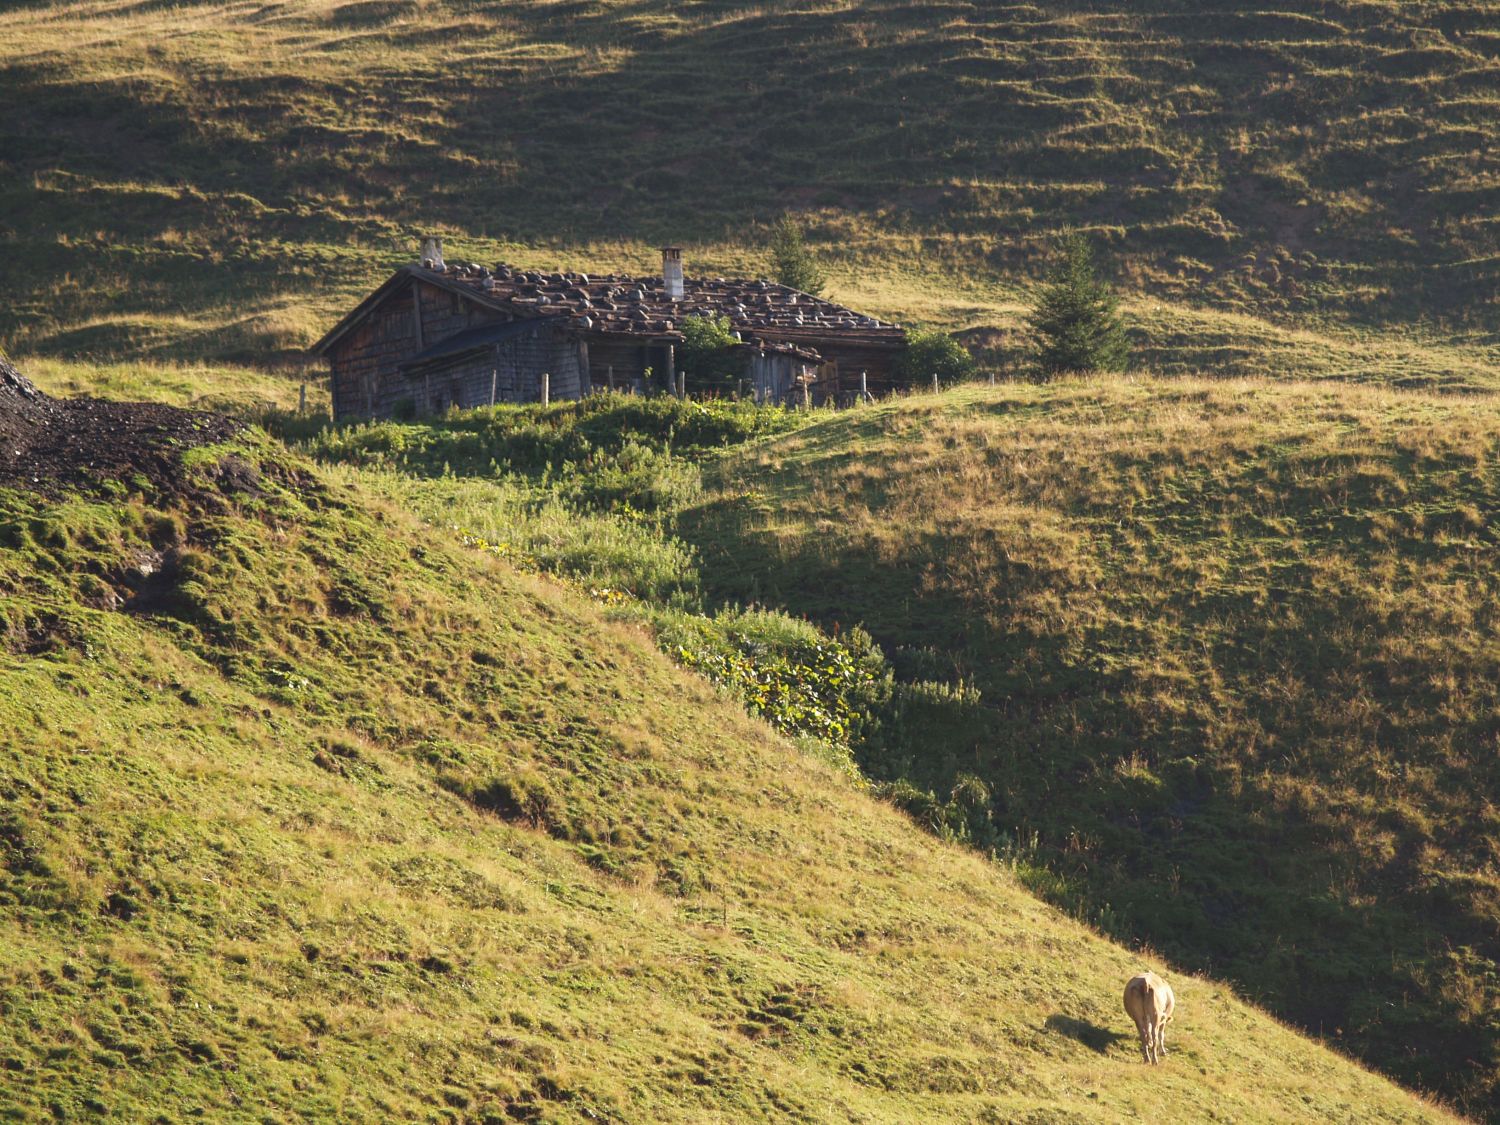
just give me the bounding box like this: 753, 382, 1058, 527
681, 377, 1500, 1114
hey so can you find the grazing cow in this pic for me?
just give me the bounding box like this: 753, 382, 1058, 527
1124, 971, 1175, 1064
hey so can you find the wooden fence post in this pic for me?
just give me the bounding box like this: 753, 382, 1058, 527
298, 382, 307, 414
989, 371, 996, 386
540, 371, 550, 406
932, 372, 939, 394
860, 370, 869, 404
490, 367, 498, 406
607, 365, 615, 392
678, 371, 687, 400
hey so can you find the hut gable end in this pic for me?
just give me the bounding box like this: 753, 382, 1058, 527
321, 274, 517, 419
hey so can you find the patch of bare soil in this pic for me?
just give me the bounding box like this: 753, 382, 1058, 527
0, 357, 240, 496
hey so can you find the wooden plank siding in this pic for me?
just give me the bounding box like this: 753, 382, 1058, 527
328, 280, 591, 420
416, 325, 587, 410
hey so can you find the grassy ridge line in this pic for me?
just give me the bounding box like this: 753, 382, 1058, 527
0, 435, 1447, 1120
0, 0, 1496, 360
681, 376, 1500, 1113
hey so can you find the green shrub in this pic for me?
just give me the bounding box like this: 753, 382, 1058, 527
897, 329, 978, 388
877, 774, 996, 849
658, 610, 890, 748
679, 314, 744, 394
397, 475, 701, 604
303, 395, 802, 480
561, 442, 702, 515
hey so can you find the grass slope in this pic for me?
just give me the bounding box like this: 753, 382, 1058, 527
681, 377, 1500, 1115
0, 426, 1446, 1121
21, 357, 327, 417
0, 0, 1496, 367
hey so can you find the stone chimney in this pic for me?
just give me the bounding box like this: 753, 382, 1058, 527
420, 236, 445, 270
662, 246, 684, 301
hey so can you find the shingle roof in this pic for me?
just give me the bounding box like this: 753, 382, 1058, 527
421, 261, 905, 341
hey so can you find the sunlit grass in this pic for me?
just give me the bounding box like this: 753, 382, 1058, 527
0, 432, 1451, 1120
1, 0, 1496, 364
22, 356, 326, 414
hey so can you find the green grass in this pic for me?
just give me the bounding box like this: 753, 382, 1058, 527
0, 0, 1496, 376
679, 377, 1500, 1116
0, 425, 1449, 1121
4, 0, 1499, 1109
22, 356, 328, 416
27, 354, 1500, 1114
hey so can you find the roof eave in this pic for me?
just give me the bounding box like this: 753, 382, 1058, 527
308, 265, 527, 357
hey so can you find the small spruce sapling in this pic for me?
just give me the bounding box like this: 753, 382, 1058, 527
1027, 234, 1130, 377
768, 214, 827, 296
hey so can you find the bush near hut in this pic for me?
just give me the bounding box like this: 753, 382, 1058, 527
897, 329, 979, 389
679, 313, 743, 395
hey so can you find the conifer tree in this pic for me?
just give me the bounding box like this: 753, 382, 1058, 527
768, 214, 827, 296
1028, 234, 1130, 376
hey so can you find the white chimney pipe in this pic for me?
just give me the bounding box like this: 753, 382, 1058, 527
662, 246, 684, 301
420, 236, 445, 270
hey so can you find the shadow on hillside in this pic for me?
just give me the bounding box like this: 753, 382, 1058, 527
1044, 1014, 1128, 1055
677, 468, 1497, 1112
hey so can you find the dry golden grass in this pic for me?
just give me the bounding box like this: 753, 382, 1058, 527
0, 0, 1495, 373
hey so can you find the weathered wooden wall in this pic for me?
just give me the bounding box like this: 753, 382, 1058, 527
328, 281, 592, 420
754, 332, 905, 397
586, 336, 673, 392
747, 353, 806, 403
402, 327, 588, 416
329, 279, 505, 420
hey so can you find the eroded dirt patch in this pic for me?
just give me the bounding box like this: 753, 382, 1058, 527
0, 357, 240, 497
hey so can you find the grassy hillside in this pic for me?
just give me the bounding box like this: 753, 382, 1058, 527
0, 418, 1449, 1121
680, 377, 1500, 1115
1, 0, 1496, 370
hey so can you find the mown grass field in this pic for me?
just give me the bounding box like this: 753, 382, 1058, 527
678, 377, 1500, 1115
0, 0, 1496, 376
0, 417, 1453, 1121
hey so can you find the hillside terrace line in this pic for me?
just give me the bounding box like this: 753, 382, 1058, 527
312, 241, 908, 421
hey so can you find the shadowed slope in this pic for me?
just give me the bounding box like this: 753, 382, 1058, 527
681, 377, 1500, 1114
